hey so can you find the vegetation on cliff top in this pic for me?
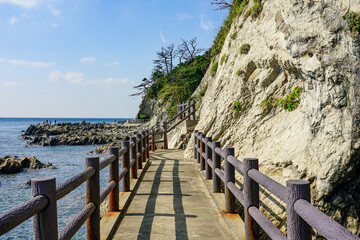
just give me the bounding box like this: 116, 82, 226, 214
133, 41, 211, 118
134, 0, 255, 118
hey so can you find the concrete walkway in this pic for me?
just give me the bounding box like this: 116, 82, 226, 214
112, 149, 234, 240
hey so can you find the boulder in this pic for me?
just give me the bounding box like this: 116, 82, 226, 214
0, 156, 54, 174
0, 158, 23, 174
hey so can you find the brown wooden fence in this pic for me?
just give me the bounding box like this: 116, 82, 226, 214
194, 130, 359, 240
0, 130, 151, 240
177, 100, 195, 121
151, 100, 196, 150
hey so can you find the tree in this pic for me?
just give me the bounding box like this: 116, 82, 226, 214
211, 0, 233, 10
130, 78, 153, 96
153, 44, 176, 75
176, 38, 204, 63
131, 37, 205, 96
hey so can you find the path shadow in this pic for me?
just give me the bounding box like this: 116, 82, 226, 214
136, 153, 192, 240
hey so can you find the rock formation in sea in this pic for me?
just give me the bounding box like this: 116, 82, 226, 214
0, 156, 53, 174
23, 122, 141, 153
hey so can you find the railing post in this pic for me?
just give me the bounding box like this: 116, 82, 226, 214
163, 122, 168, 150
142, 131, 146, 162
287, 180, 311, 240
130, 136, 138, 179
212, 142, 221, 193
224, 148, 235, 213
187, 100, 191, 120
136, 133, 143, 169
145, 130, 150, 159
244, 158, 259, 240
151, 128, 155, 151
32, 177, 58, 240
194, 130, 198, 159
197, 132, 202, 164
205, 137, 212, 179
122, 140, 130, 192
85, 157, 100, 240
200, 134, 206, 170
109, 147, 119, 211
192, 100, 196, 120
177, 104, 181, 120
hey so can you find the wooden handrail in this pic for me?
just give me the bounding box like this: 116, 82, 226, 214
193, 130, 360, 240
166, 103, 193, 124
0, 131, 152, 240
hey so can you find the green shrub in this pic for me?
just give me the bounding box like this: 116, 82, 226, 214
233, 99, 242, 112
231, 32, 237, 40
240, 44, 251, 54
199, 85, 207, 97
278, 86, 302, 112
260, 87, 302, 114
146, 52, 211, 118
210, 0, 249, 59
137, 113, 150, 119
260, 97, 276, 113
250, 0, 263, 18
221, 54, 227, 65
345, 12, 360, 33
244, 10, 251, 19
211, 62, 219, 76
166, 105, 178, 119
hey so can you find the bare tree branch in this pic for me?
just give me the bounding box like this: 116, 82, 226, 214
178, 38, 204, 61
211, 0, 233, 11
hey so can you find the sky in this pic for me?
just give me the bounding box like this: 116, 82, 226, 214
0, 0, 226, 118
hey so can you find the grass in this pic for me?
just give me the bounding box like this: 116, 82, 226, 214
211, 62, 219, 76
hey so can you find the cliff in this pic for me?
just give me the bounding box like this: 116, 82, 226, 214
180, 0, 360, 236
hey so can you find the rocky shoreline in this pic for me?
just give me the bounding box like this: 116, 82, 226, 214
22, 121, 144, 153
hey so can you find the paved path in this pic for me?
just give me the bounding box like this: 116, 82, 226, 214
112, 149, 233, 240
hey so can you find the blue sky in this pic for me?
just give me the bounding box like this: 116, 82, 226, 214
0, 0, 225, 118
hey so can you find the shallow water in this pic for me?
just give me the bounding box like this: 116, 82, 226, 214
0, 118, 128, 240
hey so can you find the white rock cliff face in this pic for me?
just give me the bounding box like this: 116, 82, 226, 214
184, 0, 360, 235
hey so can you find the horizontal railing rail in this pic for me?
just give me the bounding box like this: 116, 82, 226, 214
193, 130, 359, 240
0, 130, 152, 240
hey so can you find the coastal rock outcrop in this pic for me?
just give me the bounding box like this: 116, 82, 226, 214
23, 122, 139, 149
0, 156, 53, 174
173, 0, 360, 236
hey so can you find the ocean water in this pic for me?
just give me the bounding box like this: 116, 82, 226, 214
0, 117, 130, 240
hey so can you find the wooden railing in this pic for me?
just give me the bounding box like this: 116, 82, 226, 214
150, 100, 196, 151
177, 100, 195, 121
0, 130, 151, 240
194, 130, 359, 240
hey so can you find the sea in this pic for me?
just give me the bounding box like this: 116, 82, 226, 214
0, 117, 130, 240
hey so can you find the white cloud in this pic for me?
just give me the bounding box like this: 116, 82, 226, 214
80, 57, 96, 63
8, 17, 18, 25
49, 71, 132, 85
200, 14, 214, 30
1, 81, 18, 86
177, 13, 192, 21
105, 61, 119, 66
0, 0, 42, 8
160, 31, 166, 43
0, 58, 55, 67
52, 23, 58, 28
49, 71, 84, 83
